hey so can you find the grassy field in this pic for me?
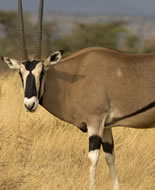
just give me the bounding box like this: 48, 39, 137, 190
0, 72, 154, 190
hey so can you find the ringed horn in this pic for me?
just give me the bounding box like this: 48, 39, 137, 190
18, 0, 44, 61
34, 0, 44, 60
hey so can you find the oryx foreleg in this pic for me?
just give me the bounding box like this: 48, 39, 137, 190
102, 128, 119, 190
87, 116, 106, 190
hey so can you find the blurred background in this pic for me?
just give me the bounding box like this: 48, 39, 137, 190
1, 0, 155, 67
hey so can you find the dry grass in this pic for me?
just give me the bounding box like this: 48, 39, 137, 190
0, 72, 154, 190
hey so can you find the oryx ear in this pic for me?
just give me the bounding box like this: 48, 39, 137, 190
44, 50, 63, 71
1, 57, 20, 70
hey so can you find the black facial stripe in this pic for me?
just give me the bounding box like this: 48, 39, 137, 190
89, 135, 102, 152
22, 60, 40, 71
38, 67, 44, 100
25, 72, 37, 98
102, 142, 114, 154
19, 72, 24, 87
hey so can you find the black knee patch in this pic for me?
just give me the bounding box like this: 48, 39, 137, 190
102, 142, 114, 154
89, 135, 102, 152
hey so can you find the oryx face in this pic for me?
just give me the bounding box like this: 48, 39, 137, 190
2, 51, 63, 112
1, 0, 63, 112
20, 60, 44, 111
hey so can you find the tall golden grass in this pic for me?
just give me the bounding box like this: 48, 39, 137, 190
0, 72, 154, 190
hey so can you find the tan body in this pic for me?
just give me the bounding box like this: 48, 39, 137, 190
42, 47, 155, 130
42, 47, 155, 190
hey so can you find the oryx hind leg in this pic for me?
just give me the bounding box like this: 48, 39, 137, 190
102, 128, 119, 190
87, 116, 106, 190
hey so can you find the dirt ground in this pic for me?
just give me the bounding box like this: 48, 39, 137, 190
0, 72, 154, 190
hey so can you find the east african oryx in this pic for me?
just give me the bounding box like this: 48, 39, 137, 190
1, 0, 155, 189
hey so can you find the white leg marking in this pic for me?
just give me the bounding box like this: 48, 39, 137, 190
87, 115, 107, 190
88, 149, 100, 190
105, 152, 119, 190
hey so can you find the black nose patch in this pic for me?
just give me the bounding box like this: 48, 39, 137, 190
25, 72, 37, 98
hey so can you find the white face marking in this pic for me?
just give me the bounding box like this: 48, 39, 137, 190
24, 96, 39, 111
20, 64, 29, 88
32, 63, 43, 94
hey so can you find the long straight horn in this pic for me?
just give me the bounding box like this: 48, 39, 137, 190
18, 0, 28, 61
34, 0, 44, 60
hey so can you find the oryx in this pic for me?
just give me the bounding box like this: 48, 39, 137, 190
1, 0, 155, 190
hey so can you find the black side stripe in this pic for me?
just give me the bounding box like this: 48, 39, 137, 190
106, 101, 155, 126
38, 67, 44, 100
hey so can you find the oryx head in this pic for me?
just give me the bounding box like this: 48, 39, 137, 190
1, 0, 63, 112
